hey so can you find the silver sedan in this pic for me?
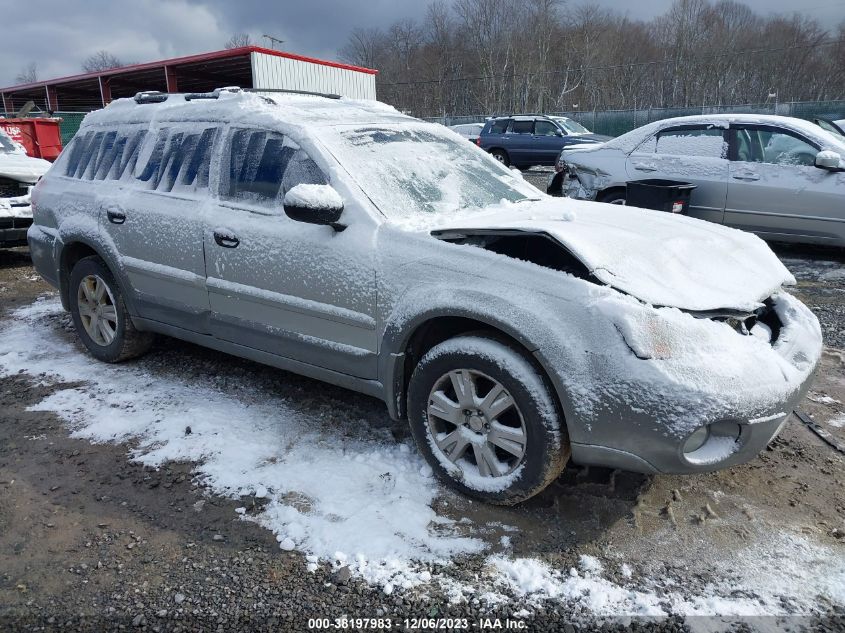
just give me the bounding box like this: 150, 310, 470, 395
552, 114, 845, 247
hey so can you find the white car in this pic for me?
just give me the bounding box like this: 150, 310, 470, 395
449, 122, 484, 144
0, 127, 51, 247
552, 114, 845, 247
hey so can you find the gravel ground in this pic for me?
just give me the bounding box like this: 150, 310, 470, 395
2, 241, 845, 632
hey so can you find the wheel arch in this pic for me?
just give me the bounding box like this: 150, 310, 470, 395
57, 236, 136, 316
380, 307, 574, 433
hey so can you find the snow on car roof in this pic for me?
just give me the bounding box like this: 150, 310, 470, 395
81, 90, 413, 132
602, 113, 845, 153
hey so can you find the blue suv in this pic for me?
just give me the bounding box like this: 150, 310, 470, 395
479, 115, 610, 168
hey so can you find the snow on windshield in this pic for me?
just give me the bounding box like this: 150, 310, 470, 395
551, 117, 590, 135
317, 124, 537, 218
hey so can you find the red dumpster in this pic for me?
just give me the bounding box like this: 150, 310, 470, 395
0, 117, 63, 162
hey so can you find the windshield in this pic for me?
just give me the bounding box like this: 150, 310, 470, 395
551, 116, 590, 135
318, 123, 539, 218
0, 129, 17, 153
817, 119, 845, 139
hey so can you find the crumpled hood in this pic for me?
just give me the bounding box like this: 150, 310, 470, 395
432, 198, 795, 312
0, 151, 51, 183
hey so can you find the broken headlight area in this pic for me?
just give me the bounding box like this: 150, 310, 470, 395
692, 299, 782, 345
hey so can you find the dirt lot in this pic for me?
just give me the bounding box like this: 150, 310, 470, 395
2, 242, 845, 633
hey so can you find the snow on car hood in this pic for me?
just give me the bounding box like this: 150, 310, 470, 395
0, 151, 51, 183
431, 198, 795, 312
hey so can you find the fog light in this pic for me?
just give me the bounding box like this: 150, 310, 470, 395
682, 421, 742, 465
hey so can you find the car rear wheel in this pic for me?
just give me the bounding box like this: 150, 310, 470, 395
408, 335, 569, 505
490, 149, 510, 167
69, 256, 154, 363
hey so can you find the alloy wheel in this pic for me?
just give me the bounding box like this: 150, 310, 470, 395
76, 274, 118, 346
426, 369, 527, 479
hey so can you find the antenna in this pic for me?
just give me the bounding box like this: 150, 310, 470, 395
262, 34, 285, 50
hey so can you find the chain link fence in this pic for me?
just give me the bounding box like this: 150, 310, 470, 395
426, 100, 845, 137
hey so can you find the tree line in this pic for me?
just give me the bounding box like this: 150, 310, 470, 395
338, 0, 845, 118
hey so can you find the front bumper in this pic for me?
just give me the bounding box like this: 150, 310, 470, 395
544, 292, 823, 475
0, 190, 34, 248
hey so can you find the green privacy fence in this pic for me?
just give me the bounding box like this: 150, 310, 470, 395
426, 100, 845, 137
1, 111, 88, 146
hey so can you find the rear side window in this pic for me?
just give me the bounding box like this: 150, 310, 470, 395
134, 126, 220, 192
490, 119, 509, 134
511, 120, 534, 134
654, 127, 727, 159
222, 128, 327, 207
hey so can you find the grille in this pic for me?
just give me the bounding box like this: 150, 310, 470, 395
0, 177, 28, 199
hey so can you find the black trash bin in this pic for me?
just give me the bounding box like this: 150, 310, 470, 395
625, 179, 697, 214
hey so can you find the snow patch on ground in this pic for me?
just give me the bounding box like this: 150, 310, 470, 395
0, 298, 484, 591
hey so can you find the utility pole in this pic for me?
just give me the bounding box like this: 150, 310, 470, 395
263, 34, 285, 50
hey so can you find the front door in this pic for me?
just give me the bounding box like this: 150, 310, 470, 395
724, 125, 843, 244
204, 127, 378, 378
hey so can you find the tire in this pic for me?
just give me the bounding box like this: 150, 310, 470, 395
490, 149, 510, 167
599, 190, 626, 205
408, 334, 570, 505
68, 256, 154, 363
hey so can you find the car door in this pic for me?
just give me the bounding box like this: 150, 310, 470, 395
625, 125, 728, 224
204, 127, 378, 378
532, 119, 565, 166
507, 118, 536, 166
91, 122, 219, 330
723, 124, 842, 244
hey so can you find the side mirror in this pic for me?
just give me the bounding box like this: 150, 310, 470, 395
555, 129, 564, 137
815, 150, 843, 171
283, 184, 346, 231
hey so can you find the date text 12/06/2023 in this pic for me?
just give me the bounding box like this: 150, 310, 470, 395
307, 617, 529, 629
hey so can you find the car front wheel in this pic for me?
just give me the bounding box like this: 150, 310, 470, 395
489, 149, 510, 167
69, 256, 154, 363
408, 335, 569, 505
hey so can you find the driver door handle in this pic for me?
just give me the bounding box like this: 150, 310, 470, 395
732, 171, 760, 181
213, 230, 240, 248
106, 210, 126, 224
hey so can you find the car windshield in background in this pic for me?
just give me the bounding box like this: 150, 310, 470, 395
0, 130, 17, 153
551, 117, 590, 135
321, 124, 538, 218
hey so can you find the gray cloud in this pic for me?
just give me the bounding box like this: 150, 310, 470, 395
2, 0, 843, 89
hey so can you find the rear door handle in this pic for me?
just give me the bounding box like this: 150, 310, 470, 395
732, 172, 760, 181
632, 162, 657, 171
213, 230, 240, 248
106, 210, 126, 224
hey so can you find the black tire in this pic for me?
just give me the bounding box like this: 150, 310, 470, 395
490, 149, 510, 167
598, 189, 627, 205
408, 334, 570, 505
68, 256, 154, 363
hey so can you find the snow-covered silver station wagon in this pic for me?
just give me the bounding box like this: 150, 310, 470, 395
28, 88, 823, 504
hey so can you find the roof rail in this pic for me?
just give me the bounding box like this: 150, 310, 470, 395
132, 85, 341, 106
246, 87, 341, 100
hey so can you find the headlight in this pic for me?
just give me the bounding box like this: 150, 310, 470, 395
614, 313, 675, 360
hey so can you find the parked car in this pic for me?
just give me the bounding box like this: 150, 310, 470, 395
29, 89, 821, 504
479, 114, 611, 168
449, 122, 485, 144
0, 127, 51, 248
550, 114, 845, 247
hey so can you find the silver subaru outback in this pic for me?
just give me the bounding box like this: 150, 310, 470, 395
27, 89, 822, 504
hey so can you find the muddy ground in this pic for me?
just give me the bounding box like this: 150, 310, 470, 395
1, 242, 845, 633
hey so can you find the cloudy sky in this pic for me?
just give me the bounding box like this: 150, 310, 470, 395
1, 0, 843, 88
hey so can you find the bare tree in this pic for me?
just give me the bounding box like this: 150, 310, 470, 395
224, 33, 253, 49
15, 62, 38, 84
82, 50, 126, 73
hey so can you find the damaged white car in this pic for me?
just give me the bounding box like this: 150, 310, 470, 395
0, 127, 51, 248
28, 90, 822, 504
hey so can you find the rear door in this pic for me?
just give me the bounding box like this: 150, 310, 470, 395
724, 124, 842, 244
203, 127, 379, 378
67, 123, 218, 330
625, 125, 728, 223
